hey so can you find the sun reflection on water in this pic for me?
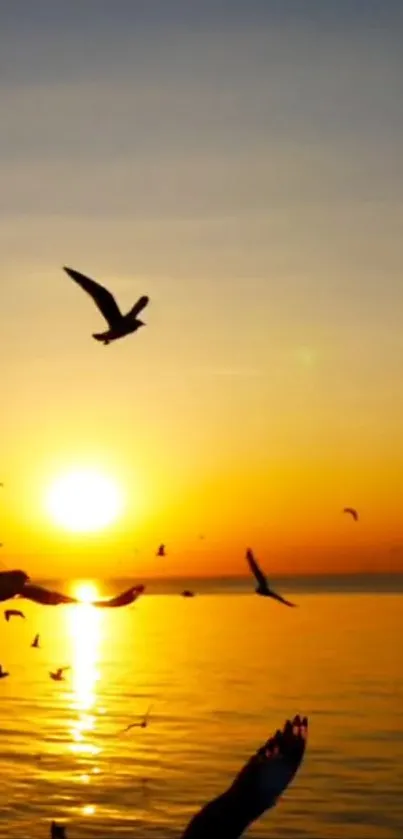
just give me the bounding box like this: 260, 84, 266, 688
66, 582, 102, 769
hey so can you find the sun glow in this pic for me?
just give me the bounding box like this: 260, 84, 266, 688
45, 468, 122, 533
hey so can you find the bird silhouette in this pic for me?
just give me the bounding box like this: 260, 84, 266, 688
64, 266, 149, 345
246, 549, 296, 607
49, 667, 70, 682
156, 544, 166, 557
4, 608, 25, 621
121, 704, 153, 734
31, 633, 40, 648
0, 664, 9, 679
20, 581, 145, 608
343, 507, 359, 521
182, 590, 195, 598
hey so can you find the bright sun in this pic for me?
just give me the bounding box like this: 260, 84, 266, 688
46, 469, 122, 533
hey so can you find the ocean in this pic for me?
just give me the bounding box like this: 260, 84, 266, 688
0, 576, 402, 838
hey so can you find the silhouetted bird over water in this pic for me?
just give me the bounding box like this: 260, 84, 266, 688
121, 704, 153, 733
0, 664, 9, 679
156, 544, 166, 557
246, 548, 296, 607
63, 266, 149, 345
31, 633, 40, 648
49, 667, 70, 682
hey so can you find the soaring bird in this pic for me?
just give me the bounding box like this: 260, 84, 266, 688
156, 544, 166, 557
246, 549, 296, 607
49, 667, 70, 682
64, 266, 149, 345
31, 633, 40, 648
0, 664, 9, 679
4, 609, 25, 621
343, 507, 359, 522
121, 704, 153, 734
20, 582, 145, 608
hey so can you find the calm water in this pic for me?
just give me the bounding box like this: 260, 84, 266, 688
0, 584, 402, 838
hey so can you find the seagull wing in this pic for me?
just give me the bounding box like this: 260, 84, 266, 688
246, 548, 267, 589
63, 266, 123, 327
267, 588, 296, 608
21, 583, 78, 606
92, 584, 145, 608
127, 295, 149, 319
182, 716, 308, 837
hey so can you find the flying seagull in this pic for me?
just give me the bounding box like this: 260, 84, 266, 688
4, 609, 25, 621
0, 664, 10, 679
121, 704, 153, 734
21, 581, 145, 608
246, 549, 296, 607
0, 570, 145, 609
156, 544, 166, 557
31, 633, 40, 648
343, 507, 359, 521
63, 266, 149, 345
49, 667, 70, 682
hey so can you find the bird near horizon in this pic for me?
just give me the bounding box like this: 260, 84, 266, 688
246, 549, 297, 607
156, 544, 166, 557
0, 570, 145, 609
0, 664, 9, 679
49, 667, 70, 682
121, 704, 153, 734
343, 507, 359, 521
63, 266, 149, 345
4, 609, 25, 621
31, 634, 40, 648
182, 589, 195, 597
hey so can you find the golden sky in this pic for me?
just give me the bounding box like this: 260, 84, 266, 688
1, 2, 403, 577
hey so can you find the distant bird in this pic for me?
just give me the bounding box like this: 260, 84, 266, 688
182, 590, 195, 598
121, 704, 153, 734
31, 633, 40, 648
156, 544, 166, 557
49, 667, 70, 682
50, 822, 66, 839
4, 608, 25, 621
64, 266, 149, 345
343, 507, 359, 522
246, 549, 296, 607
0, 664, 9, 679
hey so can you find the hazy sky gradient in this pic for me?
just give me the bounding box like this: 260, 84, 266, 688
1, 1, 403, 576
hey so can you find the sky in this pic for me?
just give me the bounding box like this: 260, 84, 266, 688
1, 0, 403, 578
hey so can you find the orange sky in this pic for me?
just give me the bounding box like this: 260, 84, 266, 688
1, 3, 403, 577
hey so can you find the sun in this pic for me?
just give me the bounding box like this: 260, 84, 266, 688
45, 468, 122, 533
